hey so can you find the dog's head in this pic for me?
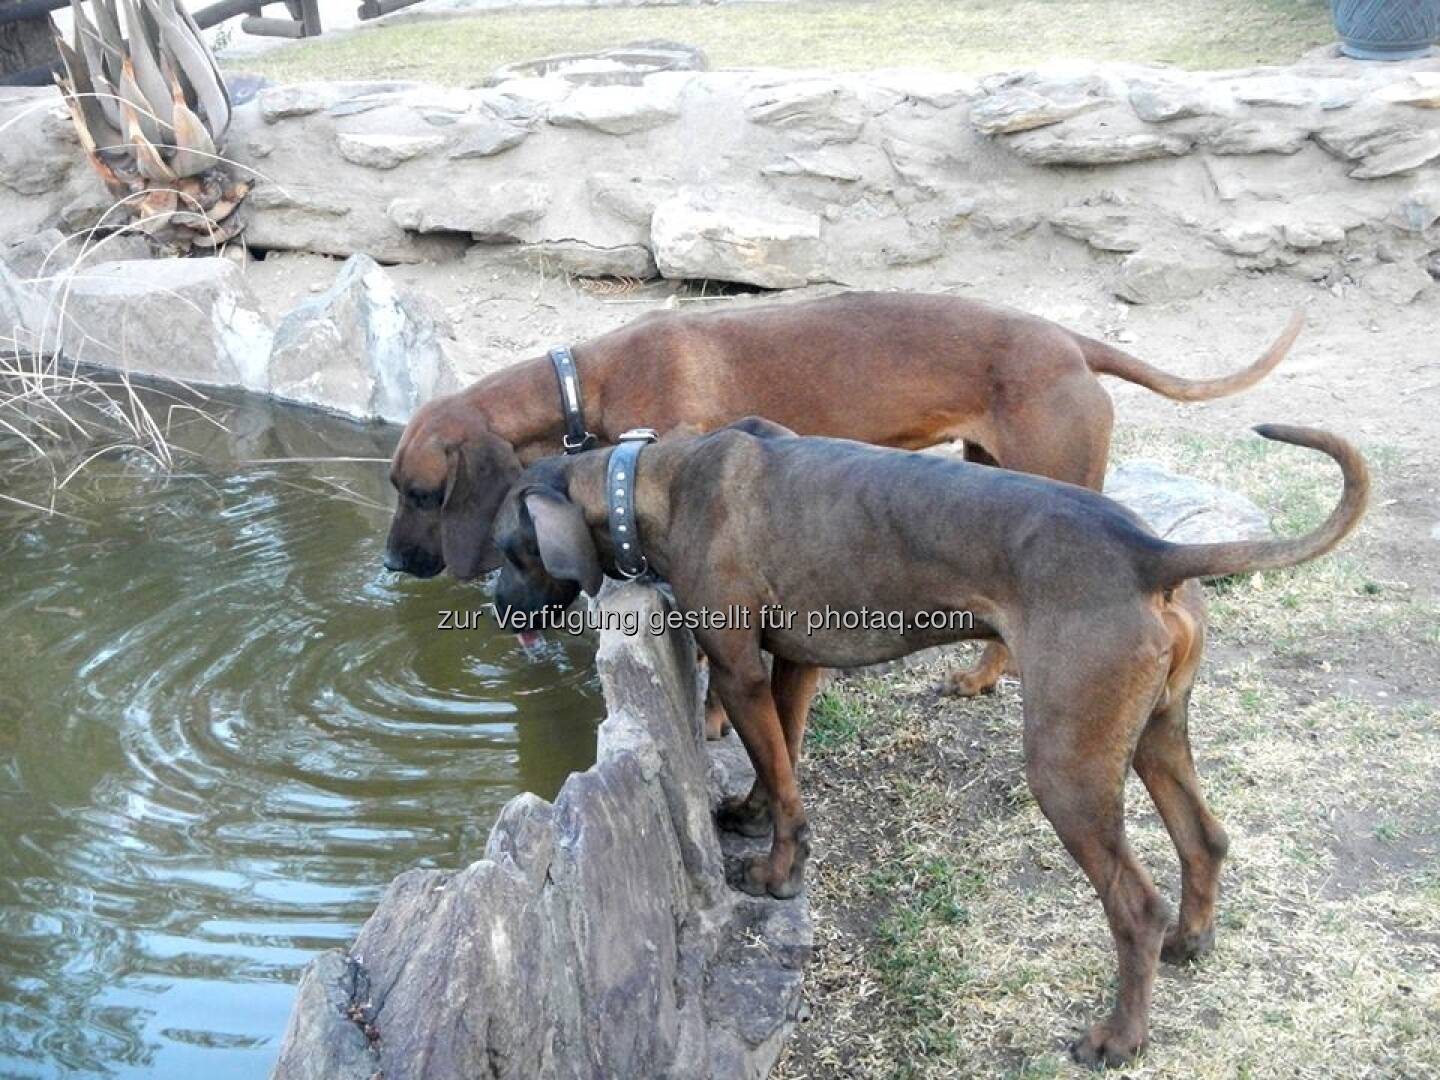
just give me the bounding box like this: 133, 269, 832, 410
491, 473, 603, 634
384, 395, 522, 581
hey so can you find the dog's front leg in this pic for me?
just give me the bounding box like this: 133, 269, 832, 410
705, 651, 810, 900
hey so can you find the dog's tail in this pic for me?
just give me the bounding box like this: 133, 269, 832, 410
1142, 425, 1369, 590
1077, 310, 1303, 402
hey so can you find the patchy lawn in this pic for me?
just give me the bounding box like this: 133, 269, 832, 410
233, 0, 1336, 86
775, 422, 1440, 1079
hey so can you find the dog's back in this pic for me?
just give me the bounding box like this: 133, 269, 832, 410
671, 425, 1363, 647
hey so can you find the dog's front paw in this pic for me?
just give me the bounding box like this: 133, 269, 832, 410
717, 795, 772, 838
1070, 1023, 1144, 1070
1161, 924, 1215, 965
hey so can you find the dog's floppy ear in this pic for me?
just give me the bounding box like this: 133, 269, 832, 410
441, 432, 523, 579
524, 489, 602, 596
723, 415, 796, 440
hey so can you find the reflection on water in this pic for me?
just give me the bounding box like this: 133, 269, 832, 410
0, 387, 600, 1079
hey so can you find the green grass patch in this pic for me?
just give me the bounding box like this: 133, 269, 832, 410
233, 0, 1336, 86
806, 684, 879, 750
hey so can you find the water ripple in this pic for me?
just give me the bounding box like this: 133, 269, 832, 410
0, 389, 600, 1079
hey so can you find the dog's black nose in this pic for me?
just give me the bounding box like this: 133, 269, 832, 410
383, 550, 405, 573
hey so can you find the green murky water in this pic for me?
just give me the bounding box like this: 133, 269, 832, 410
0, 385, 600, 1078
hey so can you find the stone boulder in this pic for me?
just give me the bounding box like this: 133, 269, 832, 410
53, 258, 273, 390
651, 191, 826, 288
272, 583, 812, 1080
1127, 75, 1234, 123
335, 132, 447, 169
548, 80, 684, 136
268, 254, 459, 423
742, 77, 868, 144
1113, 241, 1230, 304
1362, 260, 1432, 304
1105, 460, 1273, 544
488, 239, 658, 279
3, 228, 151, 280
971, 83, 1108, 134
0, 261, 45, 357
387, 181, 550, 242
1005, 112, 1194, 165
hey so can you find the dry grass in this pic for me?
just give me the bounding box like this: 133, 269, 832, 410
233, 0, 1335, 86
0, 225, 218, 514
777, 424, 1440, 1078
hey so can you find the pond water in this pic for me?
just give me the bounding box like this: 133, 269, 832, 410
0, 386, 601, 1079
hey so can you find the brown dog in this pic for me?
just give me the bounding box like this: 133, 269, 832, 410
487, 419, 1367, 1066
386, 291, 1302, 707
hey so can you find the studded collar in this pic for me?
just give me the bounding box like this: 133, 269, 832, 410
605, 428, 658, 579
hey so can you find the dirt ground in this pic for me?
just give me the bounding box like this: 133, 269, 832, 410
240, 240, 1440, 1078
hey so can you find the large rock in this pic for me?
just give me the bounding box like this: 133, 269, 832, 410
1, 261, 45, 357
1049, 202, 1154, 252
268, 254, 459, 422
54, 258, 273, 389
651, 191, 825, 288
1006, 113, 1194, 165
489, 239, 658, 279
971, 84, 1107, 134
742, 77, 868, 144
0, 95, 74, 197
588, 171, 678, 226
1203, 118, 1311, 156
258, 84, 347, 122
1127, 75, 1234, 123
1362, 261, 1432, 304
1350, 130, 1440, 180
1105, 460, 1273, 545
336, 132, 447, 169
272, 583, 811, 1080
1113, 241, 1230, 305
270, 953, 379, 1080
1374, 72, 1440, 109
387, 181, 550, 241
447, 113, 531, 158
548, 80, 684, 135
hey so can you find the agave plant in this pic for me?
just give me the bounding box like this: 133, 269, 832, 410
52, 0, 249, 254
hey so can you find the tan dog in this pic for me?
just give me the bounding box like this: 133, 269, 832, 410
488, 419, 1367, 1066
385, 292, 1302, 712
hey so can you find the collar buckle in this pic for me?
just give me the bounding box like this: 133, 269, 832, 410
548, 345, 598, 456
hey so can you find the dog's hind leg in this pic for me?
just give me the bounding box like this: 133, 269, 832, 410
989, 373, 1114, 490
1133, 686, 1230, 965
773, 658, 823, 769
1132, 592, 1229, 965
1021, 622, 1171, 1068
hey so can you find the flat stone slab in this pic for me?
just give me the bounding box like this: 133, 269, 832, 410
1105, 459, 1274, 545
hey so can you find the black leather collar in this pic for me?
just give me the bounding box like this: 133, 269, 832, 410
606, 428, 658, 579
548, 345, 597, 454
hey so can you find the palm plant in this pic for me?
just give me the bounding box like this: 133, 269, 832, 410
52, 0, 249, 254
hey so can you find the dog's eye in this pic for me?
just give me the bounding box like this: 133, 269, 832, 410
409, 488, 442, 510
